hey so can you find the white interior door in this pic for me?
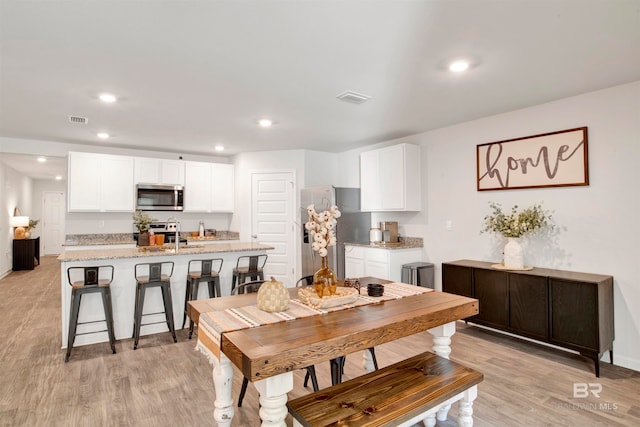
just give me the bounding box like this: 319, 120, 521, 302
43, 191, 65, 255
251, 171, 295, 286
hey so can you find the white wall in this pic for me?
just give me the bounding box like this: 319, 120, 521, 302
0, 162, 32, 277
336, 81, 640, 371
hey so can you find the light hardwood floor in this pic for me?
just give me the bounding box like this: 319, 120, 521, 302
1, 256, 638, 426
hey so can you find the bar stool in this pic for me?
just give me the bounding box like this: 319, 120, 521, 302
183, 258, 223, 339
65, 265, 116, 362
132, 262, 177, 350
231, 254, 267, 293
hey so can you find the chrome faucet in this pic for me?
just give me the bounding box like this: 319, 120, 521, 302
166, 216, 180, 253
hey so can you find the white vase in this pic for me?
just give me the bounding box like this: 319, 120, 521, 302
503, 237, 524, 269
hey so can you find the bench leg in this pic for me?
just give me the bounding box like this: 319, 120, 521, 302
254, 372, 293, 427
437, 404, 451, 422
458, 385, 478, 427
212, 354, 235, 427
422, 413, 436, 427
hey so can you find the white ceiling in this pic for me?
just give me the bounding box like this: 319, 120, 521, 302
1, 0, 639, 179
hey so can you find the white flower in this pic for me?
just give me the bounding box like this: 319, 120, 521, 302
306, 203, 341, 257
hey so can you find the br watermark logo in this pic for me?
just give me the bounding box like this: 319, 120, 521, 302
573, 383, 602, 398
557, 383, 618, 411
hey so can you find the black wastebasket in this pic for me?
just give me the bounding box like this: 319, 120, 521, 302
401, 262, 434, 288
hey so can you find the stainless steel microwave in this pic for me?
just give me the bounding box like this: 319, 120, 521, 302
136, 184, 184, 211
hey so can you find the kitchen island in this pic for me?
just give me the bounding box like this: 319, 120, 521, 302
57, 242, 273, 349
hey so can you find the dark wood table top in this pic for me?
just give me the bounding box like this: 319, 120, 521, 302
189, 278, 478, 382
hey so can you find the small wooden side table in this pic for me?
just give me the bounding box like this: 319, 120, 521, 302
13, 237, 40, 270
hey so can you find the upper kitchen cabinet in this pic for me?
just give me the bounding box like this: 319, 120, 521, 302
68, 152, 134, 212
360, 143, 421, 211
184, 161, 234, 213
134, 157, 185, 185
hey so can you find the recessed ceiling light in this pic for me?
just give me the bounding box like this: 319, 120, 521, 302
258, 119, 273, 128
99, 93, 117, 103
97, 132, 110, 139
214, 145, 225, 152
449, 60, 470, 73
55, 175, 62, 180
37, 156, 47, 163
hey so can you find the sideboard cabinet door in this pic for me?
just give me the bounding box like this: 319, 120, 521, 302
550, 279, 598, 351
509, 273, 548, 340
473, 269, 508, 328
442, 264, 473, 298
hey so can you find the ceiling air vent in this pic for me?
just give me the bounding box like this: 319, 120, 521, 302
68, 115, 88, 124
336, 91, 372, 105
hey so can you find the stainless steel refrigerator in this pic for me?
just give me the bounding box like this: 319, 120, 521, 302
301, 186, 371, 279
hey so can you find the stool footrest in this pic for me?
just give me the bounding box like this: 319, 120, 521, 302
75, 328, 109, 336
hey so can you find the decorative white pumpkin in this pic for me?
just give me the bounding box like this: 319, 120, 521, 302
257, 277, 290, 312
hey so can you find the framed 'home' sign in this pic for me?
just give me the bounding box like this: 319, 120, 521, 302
477, 127, 589, 191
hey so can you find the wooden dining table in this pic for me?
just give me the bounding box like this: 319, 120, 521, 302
188, 278, 478, 427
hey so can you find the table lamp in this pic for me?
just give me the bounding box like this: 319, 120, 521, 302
10, 216, 29, 239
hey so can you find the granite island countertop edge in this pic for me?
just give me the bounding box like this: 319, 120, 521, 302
57, 242, 274, 262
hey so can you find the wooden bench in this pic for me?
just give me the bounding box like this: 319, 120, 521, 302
287, 351, 483, 427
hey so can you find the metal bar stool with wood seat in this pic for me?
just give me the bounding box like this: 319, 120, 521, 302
132, 262, 178, 350
183, 258, 223, 339
65, 265, 116, 362
231, 254, 267, 293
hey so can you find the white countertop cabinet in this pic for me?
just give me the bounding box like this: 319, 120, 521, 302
344, 244, 423, 282
68, 152, 134, 212
360, 143, 421, 212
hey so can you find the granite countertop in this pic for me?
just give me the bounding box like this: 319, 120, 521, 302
344, 236, 423, 250
64, 233, 136, 246
64, 231, 240, 246
57, 242, 273, 262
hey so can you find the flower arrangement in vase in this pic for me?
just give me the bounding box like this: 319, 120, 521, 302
481, 202, 553, 268
133, 210, 156, 246
25, 219, 39, 238
305, 204, 341, 297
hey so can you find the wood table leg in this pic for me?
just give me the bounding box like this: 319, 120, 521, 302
212, 354, 235, 427
254, 372, 294, 427
428, 321, 456, 359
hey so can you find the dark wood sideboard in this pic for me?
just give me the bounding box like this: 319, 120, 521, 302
13, 237, 40, 271
442, 259, 614, 377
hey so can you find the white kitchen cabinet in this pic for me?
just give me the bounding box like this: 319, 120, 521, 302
211, 163, 234, 212
344, 244, 422, 282
134, 157, 185, 185
68, 152, 134, 212
360, 143, 421, 211
184, 161, 234, 212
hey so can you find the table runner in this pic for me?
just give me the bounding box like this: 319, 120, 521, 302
196, 282, 432, 361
